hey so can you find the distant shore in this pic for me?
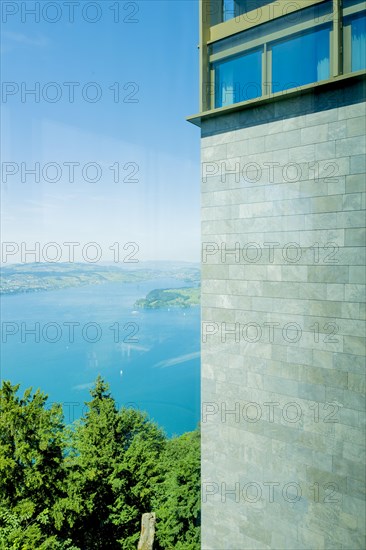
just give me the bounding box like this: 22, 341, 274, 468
0, 263, 200, 296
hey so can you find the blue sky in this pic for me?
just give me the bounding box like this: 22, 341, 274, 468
1, 0, 200, 263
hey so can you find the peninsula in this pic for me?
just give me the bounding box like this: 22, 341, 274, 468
135, 287, 200, 309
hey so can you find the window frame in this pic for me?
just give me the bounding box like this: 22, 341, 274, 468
200, 0, 366, 113
221, 0, 277, 24
269, 23, 333, 94
208, 7, 334, 108
213, 45, 264, 108
343, 5, 366, 72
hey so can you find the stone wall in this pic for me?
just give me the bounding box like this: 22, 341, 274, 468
200, 77, 366, 549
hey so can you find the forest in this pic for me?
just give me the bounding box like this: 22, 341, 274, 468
0, 378, 200, 549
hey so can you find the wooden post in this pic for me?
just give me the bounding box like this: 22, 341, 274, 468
137, 512, 156, 550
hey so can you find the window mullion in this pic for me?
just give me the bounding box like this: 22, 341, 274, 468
333, 0, 343, 76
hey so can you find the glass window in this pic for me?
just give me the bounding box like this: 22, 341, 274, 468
222, 0, 274, 22
222, 0, 237, 22
271, 25, 330, 93
350, 13, 366, 71
214, 49, 262, 107
210, 1, 332, 55
343, 0, 365, 9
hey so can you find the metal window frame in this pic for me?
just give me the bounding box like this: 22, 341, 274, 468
209, 15, 332, 63
199, 0, 366, 112
342, 3, 366, 72
208, 0, 328, 42
210, 11, 334, 107
212, 45, 264, 108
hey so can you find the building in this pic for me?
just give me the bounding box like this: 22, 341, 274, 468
188, 1, 366, 548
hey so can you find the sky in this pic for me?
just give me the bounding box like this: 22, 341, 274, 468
1, 0, 200, 264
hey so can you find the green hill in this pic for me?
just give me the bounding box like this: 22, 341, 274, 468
135, 287, 200, 309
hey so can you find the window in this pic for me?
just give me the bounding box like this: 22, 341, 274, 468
350, 13, 366, 71
343, 8, 366, 73
214, 48, 262, 107
271, 26, 331, 93
204, 0, 365, 111
343, 0, 365, 8
222, 0, 240, 22
209, 2, 333, 108
222, 0, 274, 23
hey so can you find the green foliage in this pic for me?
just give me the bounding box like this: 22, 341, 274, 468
109, 408, 166, 549
135, 287, 200, 309
0, 378, 200, 549
0, 381, 69, 548
153, 430, 201, 549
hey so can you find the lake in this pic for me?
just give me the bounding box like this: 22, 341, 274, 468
0, 278, 200, 437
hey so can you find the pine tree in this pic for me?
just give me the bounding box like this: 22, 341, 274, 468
109, 407, 166, 549
58, 376, 165, 549
0, 378, 201, 549
153, 428, 201, 549
0, 381, 71, 548
57, 376, 122, 548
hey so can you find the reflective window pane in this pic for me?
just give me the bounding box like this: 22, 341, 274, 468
351, 13, 366, 71
214, 49, 262, 108
211, 1, 332, 55
222, 0, 274, 22
223, 0, 237, 22
271, 26, 330, 93
343, 0, 364, 8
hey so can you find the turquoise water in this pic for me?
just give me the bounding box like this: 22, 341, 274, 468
0, 278, 200, 437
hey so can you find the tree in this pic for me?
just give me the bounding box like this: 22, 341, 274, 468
0, 378, 201, 549
58, 377, 166, 549
55, 376, 122, 548
0, 381, 72, 548
153, 428, 201, 549
109, 407, 166, 549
